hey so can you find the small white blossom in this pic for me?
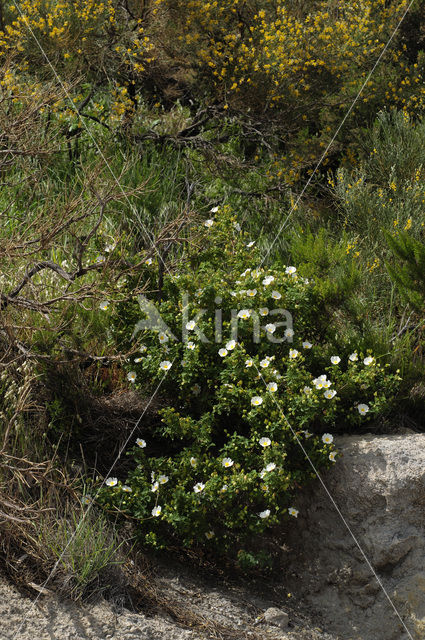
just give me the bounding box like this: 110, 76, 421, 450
105, 477, 118, 487
151, 482, 159, 492
81, 496, 92, 505
238, 309, 251, 319
271, 290, 282, 300
259, 437, 271, 447
139, 345, 147, 353
288, 507, 299, 517
160, 360, 172, 371
210, 205, 219, 213
194, 482, 205, 493
289, 349, 299, 359
303, 386, 312, 395
349, 352, 358, 362
226, 339, 237, 350
205, 530, 215, 539
265, 323, 276, 334
159, 332, 169, 344
234, 222, 241, 232
246, 241, 255, 248
145, 258, 153, 265
186, 320, 196, 330
259, 509, 270, 518
222, 457, 234, 468
136, 438, 146, 448
134, 357, 143, 363
322, 433, 334, 444
267, 382, 277, 393
99, 301, 109, 311
331, 356, 341, 365
324, 389, 337, 399
285, 266, 297, 275
127, 371, 137, 383
259, 307, 269, 316
251, 396, 263, 406
266, 462, 276, 472
204, 219, 214, 228
260, 358, 270, 368
187, 341, 196, 350
190, 457, 197, 467
95, 255, 105, 264
245, 359, 253, 367
218, 348, 228, 357
122, 485, 132, 492
329, 451, 337, 462
364, 356, 374, 366
158, 475, 169, 484
302, 341, 312, 349
221, 484, 228, 492
285, 328, 294, 339
262, 275, 275, 286
357, 403, 369, 415
246, 289, 257, 297
152, 506, 162, 517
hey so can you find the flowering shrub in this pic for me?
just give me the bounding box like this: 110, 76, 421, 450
98, 208, 400, 555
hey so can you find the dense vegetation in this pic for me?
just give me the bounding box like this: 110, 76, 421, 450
1, 0, 425, 593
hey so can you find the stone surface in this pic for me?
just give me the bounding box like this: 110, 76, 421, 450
264, 607, 290, 629
281, 433, 425, 640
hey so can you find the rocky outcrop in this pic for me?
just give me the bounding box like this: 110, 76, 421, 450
282, 433, 425, 640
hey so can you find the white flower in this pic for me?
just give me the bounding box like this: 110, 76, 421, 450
246, 289, 257, 297
186, 320, 196, 330
81, 496, 92, 505
265, 323, 276, 334
289, 349, 299, 359
127, 371, 137, 383
364, 356, 374, 366
159, 332, 169, 344
104, 243, 116, 253
357, 403, 369, 415
190, 457, 197, 467
246, 241, 255, 248
303, 430, 312, 438
284, 328, 294, 339
105, 477, 118, 487
285, 266, 297, 275
136, 438, 146, 448
238, 309, 251, 319
331, 356, 341, 365
259, 307, 269, 316
349, 352, 358, 362
226, 339, 237, 350
313, 375, 328, 390
267, 382, 277, 393
192, 384, 201, 395
251, 396, 263, 406
259, 437, 271, 447
302, 341, 312, 349
241, 268, 251, 277
288, 507, 299, 517
134, 357, 143, 363
245, 359, 253, 367
262, 275, 274, 286
324, 389, 337, 399
210, 206, 219, 213
145, 258, 153, 265
329, 451, 337, 462
194, 482, 205, 493
218, 348, 228, 357
152, 506, 162, 517
322, 433, 334, 444
303, 386, 312, 395
122, 485, 132, 492
271, 290, 282, 300
259, 509, 270, 519
260, 358, 270, 368
187, 341, 195, 350
158, 475, 169, 484
99, 301, 109, 311
266, 462, 276, 472
222, 457, 234, 468
205, 530, 215, 539
95, 255, 105, 264
221, 484, 228, 492
234, 222, 241, 232
273, 369, 282, 379
160, 360, 172, 371
204, 219, 214, 228
139, 345, 147, 353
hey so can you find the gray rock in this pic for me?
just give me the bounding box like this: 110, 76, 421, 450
263, 607, 289, 629
281, 433, 425, 640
